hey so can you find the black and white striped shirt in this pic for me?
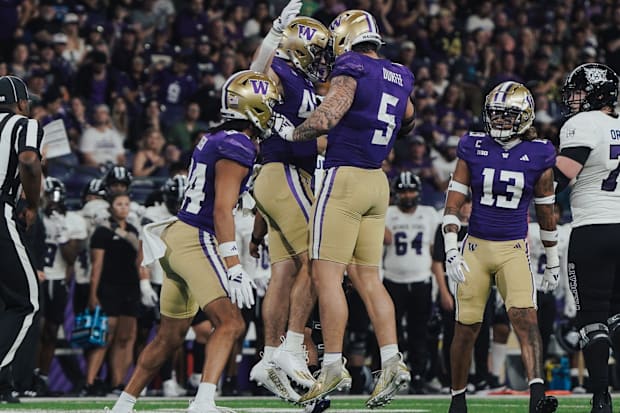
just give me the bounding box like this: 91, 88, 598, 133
0, 111, 43, 205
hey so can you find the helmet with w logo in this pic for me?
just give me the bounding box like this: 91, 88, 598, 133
220, 70, 281, 135
329, 10, 383, 58
483, 81, 535, 142
276, 17, 331, 82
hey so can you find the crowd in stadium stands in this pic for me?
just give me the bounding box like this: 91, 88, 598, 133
1, 0, 618, 400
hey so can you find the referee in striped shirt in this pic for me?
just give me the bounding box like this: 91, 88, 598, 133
0, 75, 43, 403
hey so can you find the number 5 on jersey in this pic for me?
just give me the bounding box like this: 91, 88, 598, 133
372, 93, 399, 146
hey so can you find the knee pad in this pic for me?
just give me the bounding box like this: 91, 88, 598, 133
579, 323, 611, 350
347, 330, 368, 356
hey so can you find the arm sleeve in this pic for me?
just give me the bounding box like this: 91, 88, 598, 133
330, 52, 366, 80
16, 118, 43, 157
558, 146, 592, 165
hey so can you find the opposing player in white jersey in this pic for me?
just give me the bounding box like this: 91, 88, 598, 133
74, 178, 108, 314
383, 171, 440, 394
527, 204, 573, 361
554, 63, 620, 413
38, 177, 87, 390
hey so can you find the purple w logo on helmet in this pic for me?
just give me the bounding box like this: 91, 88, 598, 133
329, 16, 342, 30
297, 24, 317, 41
249, 79, 269, 95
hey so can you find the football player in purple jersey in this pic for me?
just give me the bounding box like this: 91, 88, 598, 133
442, 81, 558, 413
108, 70, 280, 413
248, 9, 332, 401
274, 9, 415, 409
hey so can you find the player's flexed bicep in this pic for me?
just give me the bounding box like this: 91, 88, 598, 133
533, 168, 560, 292
442, 158, 471, 283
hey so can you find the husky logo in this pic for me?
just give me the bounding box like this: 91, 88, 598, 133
250, 79, 269, 95
584, 67, 608, 84
298, 24, 317, 41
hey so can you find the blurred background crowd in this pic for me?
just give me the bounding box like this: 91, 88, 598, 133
2, 0, 618, 401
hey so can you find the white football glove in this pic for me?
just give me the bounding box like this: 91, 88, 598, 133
227, 264, 256, 309
564, 291, 577, 318
140, 279, 159, 307
271, 113, 296, 141
445, 248, 469, 284
540, 265, 560, 293
272, 0, 302, 33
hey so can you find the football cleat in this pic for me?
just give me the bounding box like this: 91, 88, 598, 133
366, 353, 411, 409
303, 397, 331, 413
187, 400, 237, 413
249, 357, 301, 403
589, 392, 612, 413
535, 395, 559, 413
298, 358, 352, 405
273, 344, 316, 388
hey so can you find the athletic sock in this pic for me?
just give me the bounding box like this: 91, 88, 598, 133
323, 352, 342, 366
380, 344, 399, 366
529, 379, 545, 413
263, 346, 277, 363
111, 391, 136, 413
284, 330, 305, 352
193, 382, 216, 407
583, 340, 611, 394
490, 342, 507, 378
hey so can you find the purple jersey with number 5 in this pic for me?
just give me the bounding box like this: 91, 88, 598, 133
458, 132, 556, 241
261, 57, 318, 174
324, 52, 414, 169
178, 130, 256, 234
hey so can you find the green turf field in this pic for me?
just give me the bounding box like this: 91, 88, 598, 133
0, 395, 595, 412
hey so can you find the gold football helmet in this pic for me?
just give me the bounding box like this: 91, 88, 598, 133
220, 70, 281, 135
483, 81, 535, 142
328, 10, 383, 58
276, 17, 331, 82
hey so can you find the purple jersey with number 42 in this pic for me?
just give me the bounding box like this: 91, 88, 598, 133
178, 130, 256, 234
458, 132, 556, 241
261, 57, 318, 174
325, 52, 414, 169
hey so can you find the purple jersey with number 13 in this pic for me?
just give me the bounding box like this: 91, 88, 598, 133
178, 130, 256, 234
458, 132, 556, 241
325, 52, 414, 169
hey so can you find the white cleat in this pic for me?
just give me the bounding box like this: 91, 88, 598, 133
187, 400, 236, 413
273, 345, 316, 388
163, 378, 184, 397
249, 357, 301, 403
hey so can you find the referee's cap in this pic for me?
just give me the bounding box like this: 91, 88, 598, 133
0, 76, 30, 104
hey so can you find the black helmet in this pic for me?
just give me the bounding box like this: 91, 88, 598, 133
162, 174, 188, 215
44, 176, 66, 214
104, 166, 132, 195
562, 63, 619, 117
82, 178, 106, 204
392, 171, 422, 209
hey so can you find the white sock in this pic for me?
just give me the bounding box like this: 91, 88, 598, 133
111, 391, 137, 413
194, 382, 216, 406
451, 387, 467, 396
380, 344, 399, 366
490, 342, 507, 377
284, 330, 305, 351
263, 346, 277, 362
323, 352, 342, 366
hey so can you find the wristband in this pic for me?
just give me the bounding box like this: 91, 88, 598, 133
534, 195, 555, 205
251, 234, 264, 245
218, 241, 239, 258
540, 229, 558, 242
544, 245, 560, 268
444, 231, 458, 253
442, 214, 461, 233
448, 179, 469, 196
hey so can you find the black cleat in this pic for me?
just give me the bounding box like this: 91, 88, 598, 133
0, 390, 20, 404
448, 393, 467, 413
590, 392, 612, 413
535, 395, 558, 413
304, 397, 331, 413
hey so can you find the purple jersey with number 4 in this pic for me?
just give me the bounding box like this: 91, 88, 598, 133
261, 57, 318, 174
325, 52, 414, 169
458, 132, 556, 241
178, 130, 256, 234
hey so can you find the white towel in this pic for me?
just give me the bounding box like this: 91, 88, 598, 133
141, 217, 178, 267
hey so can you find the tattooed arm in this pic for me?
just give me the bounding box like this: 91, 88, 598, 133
533, 168, 557, 247
443, 158, 471, 234
292, 75, 356, 142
